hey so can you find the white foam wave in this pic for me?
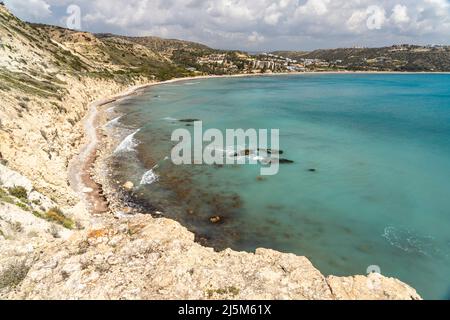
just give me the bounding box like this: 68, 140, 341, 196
250, 155, 266, 162
204, 146, 234, 159
140, 165, 159, 185
163, 117, 178, 121
382, 226, 441, 257
114, 129, 140, 154
104, 116, 122, 128
106, 106, 116, 113
184, 82, 200, 86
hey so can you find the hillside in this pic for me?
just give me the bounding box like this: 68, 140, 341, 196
96, 33, 211, 55
32, 24, 191, 81
274, 45, 450, 71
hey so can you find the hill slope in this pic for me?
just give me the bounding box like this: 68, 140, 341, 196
274, 45, 450, 71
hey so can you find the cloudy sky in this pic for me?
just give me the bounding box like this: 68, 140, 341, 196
4, 0, 450, 51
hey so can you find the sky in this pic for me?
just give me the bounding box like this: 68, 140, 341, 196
4, 0, 450, 51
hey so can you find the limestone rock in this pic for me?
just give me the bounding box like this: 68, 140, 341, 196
123, 181, 134, 190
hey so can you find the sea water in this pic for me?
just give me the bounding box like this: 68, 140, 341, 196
107, 74, 450, 299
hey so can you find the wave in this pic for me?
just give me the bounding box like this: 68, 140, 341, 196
104, 116, 122, 128
184, 82, 200, 86
106, 106, 116, 113
382, 226, 446, 258
140, 165, 159, 185
114, 129, 141, 154
205, 146, 238, 159
162, 117, 178, 121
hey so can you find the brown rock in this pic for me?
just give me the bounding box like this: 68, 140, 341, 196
209, 215, 222, 224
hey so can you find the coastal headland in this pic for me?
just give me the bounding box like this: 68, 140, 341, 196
0, 5, 423, 299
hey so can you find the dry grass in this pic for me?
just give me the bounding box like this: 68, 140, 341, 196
0, 260, 30, 289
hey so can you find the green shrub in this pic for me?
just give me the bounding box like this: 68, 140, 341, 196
8, 186, 28, 201
0, 188, 14, 204
45, 207, 75, 229
15, 202, 30, 211
32, 211, 43, 218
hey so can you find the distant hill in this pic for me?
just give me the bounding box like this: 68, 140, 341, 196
31, 24, 190, 81
96, 33, 227, 73
273, 45, 450, 71
96, 33, 211, 54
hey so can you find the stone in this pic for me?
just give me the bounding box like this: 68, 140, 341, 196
179, 119, 200, 123
279, 159, 294, 164
258, 148, 284, 155
209, 216, 222, 224
123, 181, 134, 190
82, 187, 94, 193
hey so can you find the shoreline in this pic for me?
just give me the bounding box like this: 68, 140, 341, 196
63, 71, 426, 300
70, 69, 450, 219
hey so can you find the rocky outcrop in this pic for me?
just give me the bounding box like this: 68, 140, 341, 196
2, 214, 421, 300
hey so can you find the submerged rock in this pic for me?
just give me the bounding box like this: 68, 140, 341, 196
234, 149, 254, 157
279, 159, 294, 164
123, 181, 134, 190
209, 215, 222, 224
179, 119, 200, 123
258, 148, 284, 155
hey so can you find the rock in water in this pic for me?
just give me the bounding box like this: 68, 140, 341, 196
179, 119, 200, 123
279, 159, 294, 164
209, 216, 222, 224
258, 148, 284, 155
123, 181, 134, 190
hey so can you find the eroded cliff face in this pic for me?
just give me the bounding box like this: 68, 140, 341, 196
0, 5, 422, 300
0, 5, 153, 204
0, 77, 132, 205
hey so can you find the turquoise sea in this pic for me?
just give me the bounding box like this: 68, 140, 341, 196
106, 74, 450, 300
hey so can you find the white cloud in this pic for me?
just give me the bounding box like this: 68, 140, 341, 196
391, 4, 410, 25
347, 9, 370, 32
3, 0, 450, 50
264, 4, 283, 26
423, 0, 450, 17
248, 31, 265, 44
5, 0, 52, 19
296, 0, 330, 16
366, 5, 386, 30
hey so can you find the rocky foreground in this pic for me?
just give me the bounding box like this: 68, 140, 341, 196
0, 5, 421, 300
